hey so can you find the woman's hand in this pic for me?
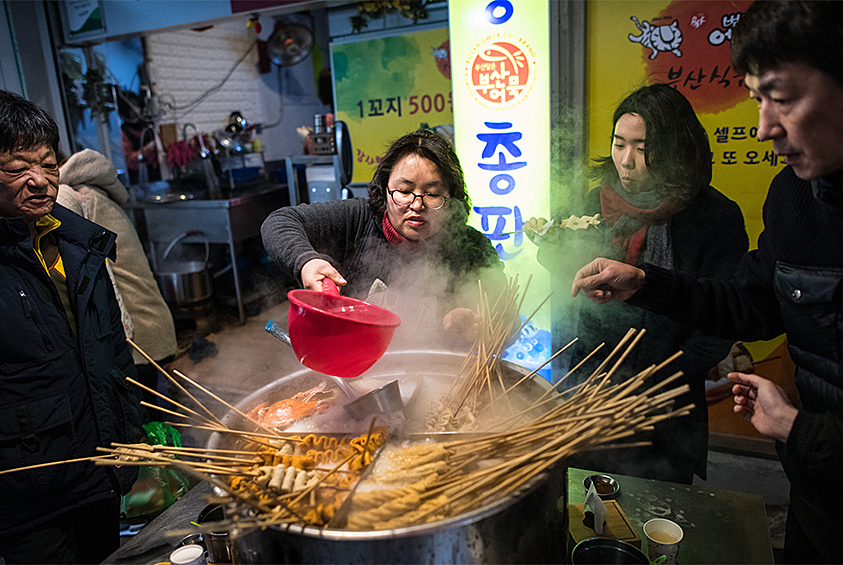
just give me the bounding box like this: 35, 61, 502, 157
728, 371, 798, 443
523, 217, 547, 242
523, 217, 562, 245
443, 308, 481, 343
300, 258, 347, 291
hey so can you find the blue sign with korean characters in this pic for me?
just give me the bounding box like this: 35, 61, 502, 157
450, 0, 552, 381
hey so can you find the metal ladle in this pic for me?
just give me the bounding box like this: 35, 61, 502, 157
265, 321, 404, 418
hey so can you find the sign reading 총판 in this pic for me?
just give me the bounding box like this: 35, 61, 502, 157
450, 0, 552, 380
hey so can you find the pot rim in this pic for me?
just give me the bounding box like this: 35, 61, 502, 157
155, 261, 211, 276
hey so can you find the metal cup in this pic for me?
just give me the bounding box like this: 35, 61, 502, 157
198, 504, 232, 563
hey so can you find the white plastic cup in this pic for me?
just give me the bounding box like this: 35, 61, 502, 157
644, 518, 684, 564
170, 544, 207, 565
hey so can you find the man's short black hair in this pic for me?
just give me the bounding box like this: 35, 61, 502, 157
732, 0, 843, 88
0, 90, 60, 155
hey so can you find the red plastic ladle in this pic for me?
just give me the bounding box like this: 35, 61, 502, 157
282, 279, 401, 378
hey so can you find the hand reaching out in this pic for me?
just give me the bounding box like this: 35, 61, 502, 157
300, 258, 347, 291
443, 307, 481, 343
728, 371, 799, 443
571, 258, 645, 304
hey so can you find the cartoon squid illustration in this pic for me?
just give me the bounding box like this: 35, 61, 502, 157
628, 15, 683, 59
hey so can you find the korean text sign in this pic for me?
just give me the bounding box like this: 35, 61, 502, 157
450, 0, 552, 376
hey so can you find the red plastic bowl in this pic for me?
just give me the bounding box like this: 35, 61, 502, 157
286, 281, 401, 378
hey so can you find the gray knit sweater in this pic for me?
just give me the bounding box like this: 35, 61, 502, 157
261, 198, 506, 341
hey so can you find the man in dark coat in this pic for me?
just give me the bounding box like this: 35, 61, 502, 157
0, 90, 147, 563
571, 2, 843, 562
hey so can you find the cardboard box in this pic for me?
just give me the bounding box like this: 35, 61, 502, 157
159, 123, 177, 148
568, 500, 641, 548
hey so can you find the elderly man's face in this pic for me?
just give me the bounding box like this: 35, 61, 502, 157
0, 145, 59, 223
746, 62, 843, 180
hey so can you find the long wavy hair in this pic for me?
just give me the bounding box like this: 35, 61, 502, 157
0, 90, 60, 155
591, 84, 712, 205
368, 129, 471, 224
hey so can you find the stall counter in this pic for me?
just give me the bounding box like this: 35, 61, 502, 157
568, 467, 774, 564
106, 467, 774, 564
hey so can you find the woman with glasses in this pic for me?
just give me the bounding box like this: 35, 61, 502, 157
261, 129, 510, 345
525, 84, 749, 484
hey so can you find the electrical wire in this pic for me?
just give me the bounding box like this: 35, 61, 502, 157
162, 39, 259, 116
254, 65, 286, 131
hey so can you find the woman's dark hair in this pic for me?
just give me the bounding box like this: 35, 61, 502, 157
591, 84, 711, 203
0, 90, 60, 155
732, 0, 843, 88
368, 129, 471, 223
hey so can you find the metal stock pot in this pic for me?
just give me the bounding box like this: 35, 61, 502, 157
208, 348, 569, 564
154, 231, 212, 306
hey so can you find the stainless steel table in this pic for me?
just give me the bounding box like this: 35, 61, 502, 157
106, 482, 214, 564
133, 183, 287, 323
568, 467, 774, 564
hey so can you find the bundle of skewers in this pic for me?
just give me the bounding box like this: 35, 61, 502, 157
345, 327, 692, 531
0, 316, 694, 535
426, 275, 557, 432
0, 339, 385, 532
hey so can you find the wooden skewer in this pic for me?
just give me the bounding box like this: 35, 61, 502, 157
164, 422, 278, 450
109, 442, 260, 464
140, 401, 196, 422
126, 338, 225, 427
95, 446, 252, 475
127, 376, 218, 427
171, 369, 281, 438
127, 338, 227, 429
0, 455, 115, 476
115, 444, 264, 456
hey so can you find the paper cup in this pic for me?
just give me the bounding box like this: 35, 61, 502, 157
170, 544, 207, 565
644, 518, 683, 564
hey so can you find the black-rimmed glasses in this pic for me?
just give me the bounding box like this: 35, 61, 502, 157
388, 189, 449, 210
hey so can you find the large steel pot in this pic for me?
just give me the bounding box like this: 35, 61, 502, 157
209, 348, 569, 564
155, 231, 213, 307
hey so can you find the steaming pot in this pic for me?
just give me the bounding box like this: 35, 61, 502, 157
208, 348, 569, 564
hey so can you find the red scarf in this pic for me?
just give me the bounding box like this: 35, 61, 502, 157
600, 186, 680, 265
382, 214, 414, 247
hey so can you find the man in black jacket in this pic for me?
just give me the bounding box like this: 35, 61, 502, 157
571, 2, 843, 562
0, 90, 147, 563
